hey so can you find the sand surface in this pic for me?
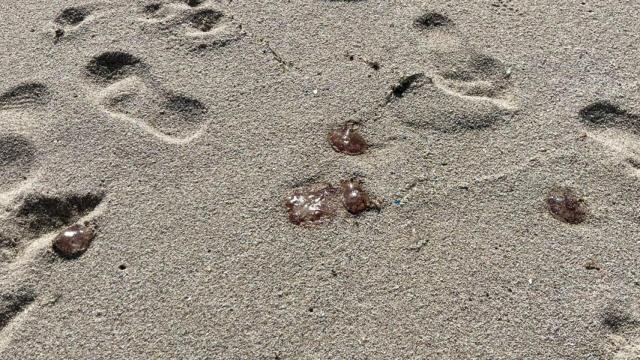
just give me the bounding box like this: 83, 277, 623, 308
1, 0, 640, 358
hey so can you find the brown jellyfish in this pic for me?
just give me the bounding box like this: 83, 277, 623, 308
546, 187, 587, 224
285, 184, 339, 226
328, 124, 368, 155
52, 223, 95, 259
341, 179, 371, 215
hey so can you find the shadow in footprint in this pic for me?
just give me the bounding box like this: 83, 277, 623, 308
579, 101, 639, 132
0, 191, 103, 264
185, 0, 206, 6
15, 193, 103, 237
53, 6, 93, 42
86, 51, 148, 82
414, 12, 453, 30
0, 289, 35, 330
97, 76, 208, 143
0, 83, 51, 110
54, 7, 90, 27
187, 9, 224, 32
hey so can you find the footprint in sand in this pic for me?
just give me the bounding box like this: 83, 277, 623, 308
579, 100, 640, 175
0, 286, 36, 350
0, 288, 35, 332
138, 0, 244, 51
0, 82, 51, 199
0, 83, 51, 111
0, 285, 61, 352
600, 305, 640, 359
86, 51, 209, 144
381, 11, 516, 133
0, 191, 104, 264
51, 4, 99, 43
0, 80, 104, 264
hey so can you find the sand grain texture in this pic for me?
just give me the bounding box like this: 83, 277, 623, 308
0, 0, 639, 359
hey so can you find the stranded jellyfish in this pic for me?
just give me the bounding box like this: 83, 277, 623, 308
52, 223, 95, 259
328, 125, 368, 155
341, 180, 371, 215
546, 187, 587, 224
286, 184, 339, 226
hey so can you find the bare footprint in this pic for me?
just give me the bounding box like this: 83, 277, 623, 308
433, 50, 514, 106
95, 76, 208, 143
0, 287, 36, 351
580, 101, 640, 133
0, 287, 59, 352
52, 4, 99, 43
601, 304, 640, 359
0, 288, 35, 331
138, 2, 244, 50
86, 51, 149, 83
384, 73, 510, 132
580, 101, 640, 175
0, 191, 104, 264
0, 83, 51, 111
412, 11, 517, 109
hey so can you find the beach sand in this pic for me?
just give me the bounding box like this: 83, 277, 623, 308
1, 0, 639, 358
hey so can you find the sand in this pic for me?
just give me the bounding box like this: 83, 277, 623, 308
1, 0, 639, 358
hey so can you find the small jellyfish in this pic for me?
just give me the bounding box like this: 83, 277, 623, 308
328, 125, 368, 155
341, 179, 371, 215
286, 184, 339, 225
546, 187, 587, 224
52, 223, 95, 259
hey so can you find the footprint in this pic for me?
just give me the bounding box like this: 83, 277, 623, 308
580, 101, 639, 132
184, 0, 206, 6
139, 3, 244, 50
579, 101, 640, 175
52, 5, 95, 42
432, 50, 515, 108
0, 134, 37, 193
384, 73, 509, 132
54, 6, 90, 27
0, 83, 51, 111
0, 191, 104, 264
601, 305, 640, 359
0, 289, 35, 331
414, 12, 453, 30
95, 76, 208, 143
375, 12, 516, 135
410, 11, 516, 109
14, 192, 103, 236
86, 51, 148, 83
